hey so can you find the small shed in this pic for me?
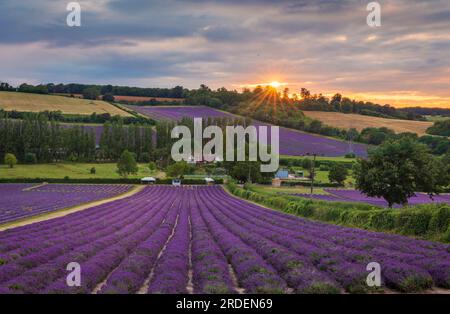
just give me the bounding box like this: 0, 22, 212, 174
172, 179, 182, 186
141, 177, 156, 185
204, 177, 215, 185
275, 169, 289, 179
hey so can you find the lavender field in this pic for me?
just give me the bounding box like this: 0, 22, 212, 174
0, 185, 448, 294
294, 190, 450, 208
126, 105, 368, 157
0, 184, 132, 224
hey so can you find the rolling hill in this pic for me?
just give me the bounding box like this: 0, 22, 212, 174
302, 111, 433, 136
126, 105, 368, 157
0, 92, 132, 116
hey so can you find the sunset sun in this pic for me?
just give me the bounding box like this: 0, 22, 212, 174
270, 81, 282, 88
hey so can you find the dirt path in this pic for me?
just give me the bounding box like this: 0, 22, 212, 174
22, 182, 48, 191
137, 213, 180, 294
0, 185, 145, 232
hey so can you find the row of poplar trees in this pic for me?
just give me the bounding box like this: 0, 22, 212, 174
0, 112, 178, 163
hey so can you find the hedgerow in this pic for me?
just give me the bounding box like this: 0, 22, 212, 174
225, 182, 450, 243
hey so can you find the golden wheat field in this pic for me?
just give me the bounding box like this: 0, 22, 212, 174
303, 111, 433, 135
0, 92, 132, 116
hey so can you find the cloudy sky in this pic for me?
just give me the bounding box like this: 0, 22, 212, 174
1, 0, 450, 107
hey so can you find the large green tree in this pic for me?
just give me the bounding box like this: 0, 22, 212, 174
82, 87, 100, 100
354, 139, 449, 207
166, 161, 191, 178
328, 164, 348, 185
117, 150, 138, 178
228, 161, 264, 183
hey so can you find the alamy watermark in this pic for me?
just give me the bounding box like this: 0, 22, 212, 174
366, 262, 381, 287
66, 262, 81, 287
171, 118, 279, 172
66, 2, 81, 27
367, 2, 381, 27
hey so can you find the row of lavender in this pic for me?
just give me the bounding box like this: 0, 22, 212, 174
0, 184, 132, 224
293, 189, 450, 207
126, 105, 368, 157
0, 185, 448, 294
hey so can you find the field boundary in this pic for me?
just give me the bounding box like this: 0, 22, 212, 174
0, 184, 145, 232
223, 183, 450, 243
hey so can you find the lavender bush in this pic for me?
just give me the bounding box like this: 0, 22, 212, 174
0, 184, 132, 224
292, 190, 450, 208
126, 105, 368, 157
0, 185, 448, 294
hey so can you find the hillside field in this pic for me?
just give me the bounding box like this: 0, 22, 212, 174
0, 92, 132, 116
303, 111, 433, 135
54, 93, 184, 103
127, 105, 369, 157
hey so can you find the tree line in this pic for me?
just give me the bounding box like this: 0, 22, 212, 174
181, 85, 450, 155
0, 82, 186, 99
180, 84, 425, 121
2, 109, 154, 125
0, 113, 96, 163
0, 112, 174, 165
3, 81, 445, 122
426, 119, 450, 137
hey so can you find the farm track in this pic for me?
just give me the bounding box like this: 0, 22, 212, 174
0, 186, 449, 294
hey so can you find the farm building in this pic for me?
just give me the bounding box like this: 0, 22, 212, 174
275, 169, 289, 179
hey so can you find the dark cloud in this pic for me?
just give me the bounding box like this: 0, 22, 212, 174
0, 0, 449, 105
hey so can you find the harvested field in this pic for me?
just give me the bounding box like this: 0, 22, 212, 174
0, 92, 132, 116
302, 111, 433, 135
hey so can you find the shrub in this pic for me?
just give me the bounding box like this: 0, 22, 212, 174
4, 153, 17, 168
68, 153, 77, 162
148, 161, 157, 171
293, 201, 315, 217
102, 93, 115, 102
369, 210, 396, 230
428, 205, 450, 233
443, 225, 450, 243
24, 153, 37, 164
396, 209, 432, 235
140, 152, 151, 163
90, 167, 96, 175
